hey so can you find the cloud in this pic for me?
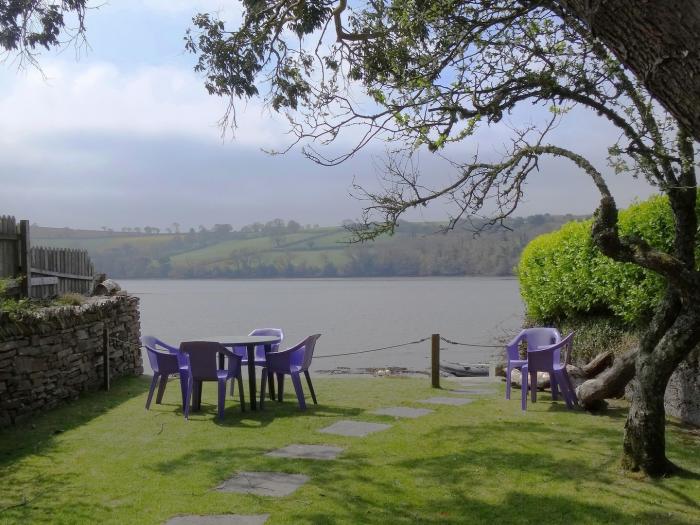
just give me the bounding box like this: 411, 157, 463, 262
0, 60, 288, 157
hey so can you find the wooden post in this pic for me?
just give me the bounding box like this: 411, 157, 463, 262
103, 327, 111, 391
431, 333, 440, 389
18, 220, 31, 297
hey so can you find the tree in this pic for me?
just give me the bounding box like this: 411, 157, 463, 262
0, 1, 87, 66
557, 1, 700, 143
187, 0, 699, 476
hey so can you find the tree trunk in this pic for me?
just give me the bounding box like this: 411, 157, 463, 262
557, 0, 700, 142
622, 306, 700, 475
577, 348, 636, 409
622, 367, 671, 475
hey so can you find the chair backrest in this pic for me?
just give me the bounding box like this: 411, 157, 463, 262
180, 341, 237, 380
142, 335, 187, 368
523, 327, 561, 351
505, 327, 560, 361
527, 332, 574, 372
300, 334, 322, 371
553, 332, 575, 366
249, 328, 284, 353
144, 345, 179, 375
142, 335, 178, 354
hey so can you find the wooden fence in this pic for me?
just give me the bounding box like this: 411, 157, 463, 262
0, 215, 94, 298
0, 216, 20, 280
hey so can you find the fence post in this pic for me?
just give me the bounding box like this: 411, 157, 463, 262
103, 327, 111, 391
431, 333, 440, 388
18, 220, 31, 297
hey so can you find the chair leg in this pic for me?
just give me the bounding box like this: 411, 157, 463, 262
184, 377, 193, 420
179, 373, 188, 410
217, 379, 227, 420
551, 373, 559, 401
505, 364, 512, 400
291, 372, 306, 411
260, 367, 267, 409
530, 371, 537, 403
277, 373, 285, 402
304, 370, 318, 405
521, 366, 528, 411
556, 370, 575, 409
237, 370, 246, 412
267, 369, 275, 400
145, 374, 159, 409
156, 375, 168, 404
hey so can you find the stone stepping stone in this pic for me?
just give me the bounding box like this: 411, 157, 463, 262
266, 444, 344, 460
418, 397, 475, 406
216, 472, 309, 497
318, 420, 392, 437
165, 515, 270, 525
372, 407, 434, 418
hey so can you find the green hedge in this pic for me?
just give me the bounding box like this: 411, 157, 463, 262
518, 193, 699, 326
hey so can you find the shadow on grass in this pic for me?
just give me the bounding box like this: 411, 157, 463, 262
0, 375, 150, 520
0, 375, 150, 467
283, 417, 699, 524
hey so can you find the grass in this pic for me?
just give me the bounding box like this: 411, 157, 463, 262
0, 376, 698, 524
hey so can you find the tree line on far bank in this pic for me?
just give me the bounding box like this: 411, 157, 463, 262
34, 215, 575, 279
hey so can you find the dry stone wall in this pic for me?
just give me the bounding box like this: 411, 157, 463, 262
665, 349, 700, 427
0, 295, 142, 427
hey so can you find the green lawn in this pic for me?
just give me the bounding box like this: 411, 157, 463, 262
0, 376, 698, 524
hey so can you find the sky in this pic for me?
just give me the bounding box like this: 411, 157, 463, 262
0, 0, 658, 231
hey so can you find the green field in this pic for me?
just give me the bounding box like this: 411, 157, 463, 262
0, 376, 698, 524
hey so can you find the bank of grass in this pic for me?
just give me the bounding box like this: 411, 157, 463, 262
0, 376, 698, 524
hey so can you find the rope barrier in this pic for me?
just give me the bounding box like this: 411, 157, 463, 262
440, 336, 503, 348
108, 334, 504, 355
313, 336, 431, 359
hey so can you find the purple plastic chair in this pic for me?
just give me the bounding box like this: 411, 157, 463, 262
229, 328, 283, 397
260, 334, 321, 411
521, 332, 577, 411
143, 336, 188, 410
505, 327, 561, 400
180, 341, 245, 420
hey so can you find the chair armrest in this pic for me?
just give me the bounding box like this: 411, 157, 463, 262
506, 330, 526, 361
266, 346, 303, 370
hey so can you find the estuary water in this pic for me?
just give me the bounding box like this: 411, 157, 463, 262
121, 277, 523, 374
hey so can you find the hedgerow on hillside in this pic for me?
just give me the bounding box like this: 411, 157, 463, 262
518, 194, 700, 326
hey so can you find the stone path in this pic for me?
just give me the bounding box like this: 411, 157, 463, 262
318, 419, 392, 437
371, 407, 434, 418
418, 396, 475, 406
266, 444, 344, 460
168, 378, 497, 523
216, 472, 310, 497
165, 515, 270, 525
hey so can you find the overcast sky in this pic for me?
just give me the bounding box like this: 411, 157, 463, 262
0, 0, 658, 231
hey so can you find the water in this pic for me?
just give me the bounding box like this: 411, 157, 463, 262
122, 277, 523, 374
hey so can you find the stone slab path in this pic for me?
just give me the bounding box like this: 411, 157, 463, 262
216, 472, 310, 497
418, 397, 475, 406
318, 420, 392, 437
165, 515, 270, 525
372, 407, 434, 418
266, 444, 344, 460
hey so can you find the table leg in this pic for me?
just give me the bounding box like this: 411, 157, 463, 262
247, 344, 257, 410
265, 344, 275, 400
193, 380, 203, 411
